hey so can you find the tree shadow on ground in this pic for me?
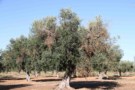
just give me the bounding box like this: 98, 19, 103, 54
0, 80, 4, 82
94, 75, 121, 80
0, 76, 25, 80
107, 76, 121, 80
33, 78, 62, 82
70, 81, 120, 89
0, 84, 31, 90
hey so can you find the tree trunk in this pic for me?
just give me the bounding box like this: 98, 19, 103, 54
119, 70, 122, 77
55, 59, 75, 90
56, 72, 60, 78
52, 70, 59, 78
72, 69, 77, 78
55, 64, 75, 90
55, 76, 74, 90
105, 70, 107, 75
98, 71, 108, 80
56, 74, 60, 78
26, 72, 31, 81
34, 70, 39, 77
98, 72, 104, 80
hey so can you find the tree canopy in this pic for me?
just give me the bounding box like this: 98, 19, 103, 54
0, 8, 124, 89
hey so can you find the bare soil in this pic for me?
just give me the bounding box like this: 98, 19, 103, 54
1, 73, 135, 90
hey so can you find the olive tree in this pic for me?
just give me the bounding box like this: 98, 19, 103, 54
79, 16, 123, 79
118, 61, 133, 76
53, 9, 81, 89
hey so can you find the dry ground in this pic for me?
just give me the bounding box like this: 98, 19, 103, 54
0, 72, 135, 90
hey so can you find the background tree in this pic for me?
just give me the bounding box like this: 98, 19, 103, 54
0, 50, 5, 72
2, 36, 34, 81
118, 61, 133, 76
78, 16, 110, 77
10, 36, 33, 81
78, 16, 123, 79
91, 45, 122, 79
1, 48, 17, 72
30, 16, 57, 75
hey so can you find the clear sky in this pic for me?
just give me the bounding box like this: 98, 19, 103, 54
0, 0, 135, 61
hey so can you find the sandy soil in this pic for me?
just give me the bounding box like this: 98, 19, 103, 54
1, 74, 135, 90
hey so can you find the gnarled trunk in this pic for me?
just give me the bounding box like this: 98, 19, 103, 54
55, 75, 74, 90
26, 71, 31, 82
34, 70, 39, 77
56, 76, 70, 90
55, 61, 75, 90
119, 70, 122, 77
105, 70, 107, 75
98, 71, 108, 80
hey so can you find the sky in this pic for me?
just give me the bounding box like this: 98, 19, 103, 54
0, 0, 135, 61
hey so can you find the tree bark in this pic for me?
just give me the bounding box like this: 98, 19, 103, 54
98, 71, 108, 80
55, 76, 74, 90
119, 70, 122, 77
55, 62, 75, 90
72, 68, 77, 78
55, 57, 76, 90
105, 70, 107, 75
26, 72, 31, 81
34, 70, 39, 77
98, 72, 104, 80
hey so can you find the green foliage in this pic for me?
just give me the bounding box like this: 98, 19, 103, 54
0, 50, 5, 72
0, 8, 123, 78
91, 52, 108, 72
118, 61, 133, 73
60, 9, 80, 31
53, 9, 81, 77
55, 29, 81, 70
77, 16, 123, 76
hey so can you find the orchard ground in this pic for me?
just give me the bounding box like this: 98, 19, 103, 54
0, 72, 135, 90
